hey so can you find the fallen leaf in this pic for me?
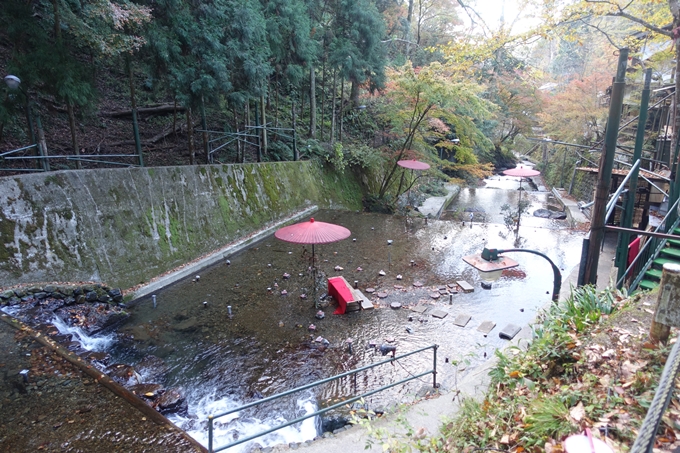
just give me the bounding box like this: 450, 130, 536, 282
602, 349, 616, 358
570, 402, 586, 422
500, 434, 510, 444
621, 360, 647, 380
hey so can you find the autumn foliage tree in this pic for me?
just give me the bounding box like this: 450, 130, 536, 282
366, 62, 494, 208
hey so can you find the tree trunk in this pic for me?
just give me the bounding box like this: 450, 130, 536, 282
260, 94, 267, 157
67, 101, 81, 169
321, 54, 327, 141
309, 65, 317, 138
128, 59, 143, 167
233, 105, 242, 163
339, 77, 345, 142
173, 98, 178, 139
51, 0, 62, 41
186, 107, 195, 165
35, 115, 50, 172
200, 96, 209, 163
331, 69, 337, 144
350, 79, 360, 107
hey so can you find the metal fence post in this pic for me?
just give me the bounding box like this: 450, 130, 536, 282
208, 415, 213, 453
433, 344, 438, 388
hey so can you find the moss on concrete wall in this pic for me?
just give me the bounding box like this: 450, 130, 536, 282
0, 161, 362, 289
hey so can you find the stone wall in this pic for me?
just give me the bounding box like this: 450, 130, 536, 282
0, 162, 362, 290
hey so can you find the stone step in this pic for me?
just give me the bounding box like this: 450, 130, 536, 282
456, 280, 474, 293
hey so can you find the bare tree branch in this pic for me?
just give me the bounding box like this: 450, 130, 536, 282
455, 0, 491, 38
608, 10, 672, 37
578, 19, 624, 49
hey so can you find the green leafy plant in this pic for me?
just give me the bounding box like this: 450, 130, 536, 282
523, 396, 575, 445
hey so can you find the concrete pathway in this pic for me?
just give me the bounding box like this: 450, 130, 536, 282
417, 184, 460, 219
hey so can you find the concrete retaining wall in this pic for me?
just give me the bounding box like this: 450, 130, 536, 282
0, 162, 362, 290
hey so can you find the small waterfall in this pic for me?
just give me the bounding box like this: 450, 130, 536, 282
168, 388, 319, 452
50, 315, 115, 352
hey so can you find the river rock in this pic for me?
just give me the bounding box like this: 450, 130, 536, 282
173, 318, 199, 332
85, 291, 98, 302
130, 383, 164, 399
80, 350, 111, 366
106, 364, 141, 386
56, 303, 129, 334
135, 355, 170, 381
0, 290, 15, 300
156, 388, 187, 414
533, 208, 567, 220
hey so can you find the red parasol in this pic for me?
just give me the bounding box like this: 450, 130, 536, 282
397, 159, 431, 170
502, 165, 540, 178
275, 218, 351, 307
275, 218, 351, 245
502, 166, 540, 233
397, 160, 430, 205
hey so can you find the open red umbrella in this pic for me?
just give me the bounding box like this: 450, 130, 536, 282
275, 217, 350, 245
397, 159, 431, 171
397, 160, 431, 205
275, 217, 351, 263
502, 166, 541, 233
276, 218, 351, 307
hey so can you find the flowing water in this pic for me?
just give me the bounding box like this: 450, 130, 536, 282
37, 173, 586, 451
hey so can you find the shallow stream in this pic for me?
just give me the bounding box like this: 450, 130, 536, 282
37, 173, 587, 451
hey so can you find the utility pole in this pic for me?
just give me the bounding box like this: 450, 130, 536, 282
616, 68, 652, 286
582, 48, 628, 286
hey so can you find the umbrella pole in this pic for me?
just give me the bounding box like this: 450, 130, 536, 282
516, 178, 523, 234
312, 244, 317, 309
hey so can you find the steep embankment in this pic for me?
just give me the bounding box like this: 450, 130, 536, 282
0, 161, 362, 290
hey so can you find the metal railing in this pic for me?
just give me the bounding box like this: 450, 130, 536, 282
618, 196, 680, 290
207, 344, 438, 453
1, 143, 140, 173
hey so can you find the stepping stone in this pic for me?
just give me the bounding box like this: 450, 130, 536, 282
365, 288, 375, 293
430, 293, 440, 300
413, 281, 423, 287
394, 285, 404, 290
411, 305, 428, 314
452, 314, 471, 327
457, 281, 474, 293
477, 321, 496, 335
438, 289, 449, 295
447, 283, 457, 289
438, 286, 447, 291
390, 302, 402, 309
499, 324, 521, 340
377, 292, 388, 299
431, 309, 448, 319
361, 300, 374, 310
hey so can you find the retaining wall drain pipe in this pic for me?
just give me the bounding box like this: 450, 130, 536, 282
152, 295, 157, 308
227, 305, 232, 317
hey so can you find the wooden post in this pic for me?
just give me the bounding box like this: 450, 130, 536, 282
650, 263, 680, 343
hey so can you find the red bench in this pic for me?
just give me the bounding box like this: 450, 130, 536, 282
328, 276, 358, 314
